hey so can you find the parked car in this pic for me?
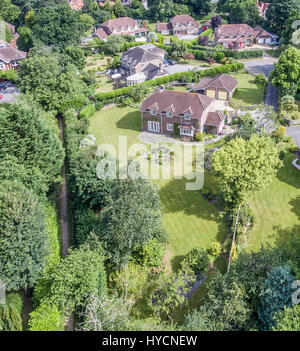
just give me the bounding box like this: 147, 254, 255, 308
4, 81, 12, 87
163, 60, 169, 66
0, 83, 6, 91
168, 59, 176, 65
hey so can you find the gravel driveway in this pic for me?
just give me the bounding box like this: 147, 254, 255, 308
0, 86, 20, 103
165, 64, 206, 75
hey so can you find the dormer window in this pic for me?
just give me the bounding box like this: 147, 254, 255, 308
184, 113, 191, 120
166, 111, 173, 118
150, 109, 156, 116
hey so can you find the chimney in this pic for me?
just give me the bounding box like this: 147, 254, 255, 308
10, 39, 17, 49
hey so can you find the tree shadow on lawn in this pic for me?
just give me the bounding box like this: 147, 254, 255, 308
289, 196, 300, 220
276, 153, 300, 189
115, 110, 142, 132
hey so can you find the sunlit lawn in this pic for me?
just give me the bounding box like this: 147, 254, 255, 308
89, 106, 227, 272
231, 72, 264, 107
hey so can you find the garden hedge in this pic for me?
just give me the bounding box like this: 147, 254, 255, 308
79, 104, 96, 119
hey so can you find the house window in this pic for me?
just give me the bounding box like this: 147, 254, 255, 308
148, 121, 160, 132
166, 123, 173, 131
0, 62, 4, 70
11, 60, 18, 67
184, 113, 191, 120
166, 111, 172, 118
180, 128, 193, 136
150, 109, 156, 116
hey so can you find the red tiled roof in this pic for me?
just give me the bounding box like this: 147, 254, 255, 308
170, 15, 197, 24
0, 47, 27, 63
195, 74, 238, 93
94, 27, 108, 40
205, 111, 225, 127
215, 24, 254, 37
101, 17, 140, 32
140, 90, 214, 120
156, 22, 172, 31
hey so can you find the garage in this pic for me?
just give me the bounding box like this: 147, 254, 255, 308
257, 38, 264, 44
218, 90, 228, 100
266, 37, 272, 44
206, 89, 216, 99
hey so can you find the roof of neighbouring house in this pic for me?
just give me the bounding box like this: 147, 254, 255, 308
4, 21, 15, 34
156, 22, 172, 31
195, 74, 238, 93
122, 46, 164, 67
170, 14, 197, 24
140, 90, 214, 119
101, 17, 140, 32
0, 47, 27, 63
137, 43, 166, 55
205, 111, 226, 127
253, 25, 278, 38
94, 27, 109, 40
215, 24, 254, 37
69, 0, 84, 10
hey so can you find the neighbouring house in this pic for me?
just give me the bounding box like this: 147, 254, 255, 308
201, 19, 212, 32
69, 0, 84, 10
156, 14, 199, 37
194, 74, 238, 101
140, 89, 226, 138
214, 24, 278, 49
257, 1, 270, 19
93, 17, 148, 41
121, 44, 167, 85
0, 42, 27, 70
3, 21, 19, 41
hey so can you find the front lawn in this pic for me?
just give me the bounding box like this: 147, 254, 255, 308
89, 106, 227, 272
231, 72, 264, 107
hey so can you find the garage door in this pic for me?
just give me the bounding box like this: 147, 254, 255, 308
206, 89, 216, 99
257, 38, 264, 44
266, 38, 272, 44
218, 91, 227, 100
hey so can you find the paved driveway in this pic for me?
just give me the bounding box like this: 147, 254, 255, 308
0, 86, 20, 103
286, 126, 300, 148
165, 64, 206, 75
241, 57, 279, 111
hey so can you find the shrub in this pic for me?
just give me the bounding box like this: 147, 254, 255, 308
79, 104, 95, 119
180, 247, 210, 275
195, 132, 205, 141
0, 293, 23, 331
208, 242, 222, 258
28, 303, 64, 331
134, 238, 165, 267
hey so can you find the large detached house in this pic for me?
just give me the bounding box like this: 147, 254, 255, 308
156, 15, 199, 36
194, 74, 238, 101
94, 17, 148, 41
0, 40, 27, 71
140, 90, 226, 138
215, 24, 278, 49
121, 44, 167, 85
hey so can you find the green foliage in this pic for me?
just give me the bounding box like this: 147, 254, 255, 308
270, 47, 300, 97
272, 305, 300, 331
96, 178, 167, 268
73, 207, 97, 247
208, 242, 223, 258
79, 104, 96, 119
17, 26, 33, 51
134, 238, 165, 267
0, 181, 49, 291
28, 303, 64, 331
180, 247, 210, 275
18, 53, 88, 113
0, 293, 23, 331
39, 244, 107, 314
0, 0, 21, 23
63, 46, 86, 70
0, 69, 18, 82
258, 264, 295, 330
32, 5, 84, 47
211, 135, 282, 206
254, 73, 267, 87
0, 100, 64, 186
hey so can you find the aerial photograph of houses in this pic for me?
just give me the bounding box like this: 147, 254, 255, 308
0, 0, 300, 338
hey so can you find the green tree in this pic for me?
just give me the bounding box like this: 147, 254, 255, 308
80, 13, 95, 32
96, 178, 167, 268
211, 135, 282, 206
0, 293, 23, 331
180, 246, 210, 275
16, 26, 34, 51
113, 0, 126, 18
0, 181, 49, 290
217, 0, 260, 26
0, 100, 64, 185
0, 0, 21, 23
40, 244, 107, 314
258, 264, 295, 330
270, 47, 300, 97
28, 303, 63, 331
169, 39, 187, 60
266, 0, 300, 36
32, 5, 83, 47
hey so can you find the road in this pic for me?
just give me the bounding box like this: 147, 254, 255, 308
286, 126, 300, 148
241, 57, 279, 111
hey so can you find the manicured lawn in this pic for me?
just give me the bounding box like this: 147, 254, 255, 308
95, 75, 115, 93
247, 152, 300, 251
231, 72, 264, 107
89, 106, 227, 272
